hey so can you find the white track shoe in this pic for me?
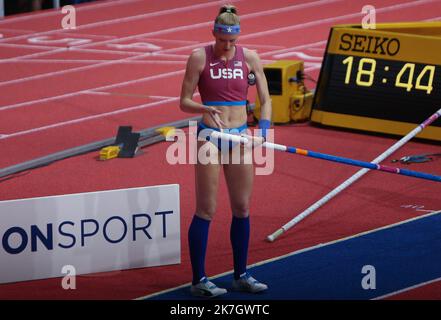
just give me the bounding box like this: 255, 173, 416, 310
232, 272, 268, 293
191, 277, 228, 298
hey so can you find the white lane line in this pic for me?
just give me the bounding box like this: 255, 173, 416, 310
84, 90, 178, 100
0, 47, 66, 62
140, 38, 199, 45
274, 51, 324, 60
0, 27, 37, 33
1, 59, 186, 64
0, 42, 147, 57
60, 33, 118, 40
0, 42, 65, 50
0, 97, 179, 140
424, 16, 441, 20
0, 45, 156, 58
372, 276, 441, 300
0, 52, 151, 87
0, 0, 142, 24
240, 43, 286, 50
304, 65, 322, 73
66, 47, 143, 56
0, 50, 185, 86
261, 40, 327, 57
1, 91, 200, 140
0, 69, 185, 112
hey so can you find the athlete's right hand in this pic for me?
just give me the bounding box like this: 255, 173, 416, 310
206, 106, 226, 130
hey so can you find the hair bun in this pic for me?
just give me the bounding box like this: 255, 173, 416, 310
220, 5, 237, 15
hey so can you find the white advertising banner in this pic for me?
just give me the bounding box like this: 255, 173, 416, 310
0, 184, 180, 284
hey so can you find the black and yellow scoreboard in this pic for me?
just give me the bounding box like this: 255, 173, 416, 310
312, 22, 441, 141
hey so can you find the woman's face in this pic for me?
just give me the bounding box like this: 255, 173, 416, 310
213, 32, 239, 53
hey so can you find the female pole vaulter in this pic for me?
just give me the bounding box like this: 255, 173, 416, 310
179, 4, 272, 298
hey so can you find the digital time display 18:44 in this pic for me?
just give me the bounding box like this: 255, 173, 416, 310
341, 55, 436, 94
312, 23, 441, 142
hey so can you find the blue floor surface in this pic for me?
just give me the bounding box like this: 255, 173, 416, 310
146, 212, 441, 300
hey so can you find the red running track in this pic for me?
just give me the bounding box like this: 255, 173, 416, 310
2, 0, 440, 167
0, 0, 440, 299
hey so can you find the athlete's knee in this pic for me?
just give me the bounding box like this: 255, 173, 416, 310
231, 203, 249, 218
196, 203, 217, 220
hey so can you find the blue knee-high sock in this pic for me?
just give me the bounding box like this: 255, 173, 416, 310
230, 216, 250, 280
188, 215, 210, 285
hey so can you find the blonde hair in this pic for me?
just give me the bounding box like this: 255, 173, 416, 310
215, 5, 240, 25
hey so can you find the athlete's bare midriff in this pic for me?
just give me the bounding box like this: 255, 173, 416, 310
201, 105, 247, 128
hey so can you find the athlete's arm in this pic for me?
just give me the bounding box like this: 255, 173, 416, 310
245, 49, 272, 140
